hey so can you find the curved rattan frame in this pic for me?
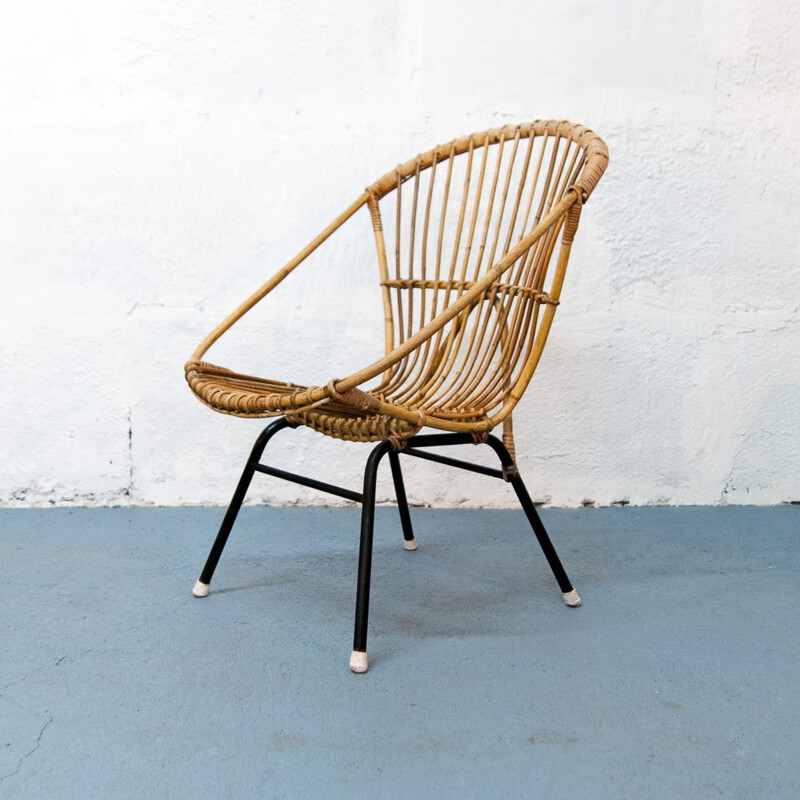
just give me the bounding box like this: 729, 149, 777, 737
185, 120, 608, 451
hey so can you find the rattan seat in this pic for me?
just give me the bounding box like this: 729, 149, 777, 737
185, 120, 608, 672
185, 359, 489, 443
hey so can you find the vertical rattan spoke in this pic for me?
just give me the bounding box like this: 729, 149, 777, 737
368, 124, 603, 422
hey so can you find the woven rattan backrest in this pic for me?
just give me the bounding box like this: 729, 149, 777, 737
364, 121, 605, 416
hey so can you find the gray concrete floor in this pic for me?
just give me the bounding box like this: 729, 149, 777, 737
1, 505, 798, 799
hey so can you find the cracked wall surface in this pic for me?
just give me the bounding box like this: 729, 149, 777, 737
1, 0, 798, 507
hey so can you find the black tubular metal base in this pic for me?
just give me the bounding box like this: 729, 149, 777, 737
194, 418, 579, 672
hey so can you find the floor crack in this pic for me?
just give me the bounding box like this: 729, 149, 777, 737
0, 655, 68, 700
0, 717, 53, 785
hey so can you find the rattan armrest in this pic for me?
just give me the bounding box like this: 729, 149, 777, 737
190, 191, 371, 363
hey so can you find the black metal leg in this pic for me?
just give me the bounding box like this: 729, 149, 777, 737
508, 474, 575, 593
193, 417, 294, 596
350, 441, 392, 673
388, 450, 416, 549
484, 435, 580, 606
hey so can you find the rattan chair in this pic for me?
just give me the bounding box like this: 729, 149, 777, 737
186, 120, 608, 672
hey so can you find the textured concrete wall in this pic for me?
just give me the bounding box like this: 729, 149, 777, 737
2, 0, 798, 507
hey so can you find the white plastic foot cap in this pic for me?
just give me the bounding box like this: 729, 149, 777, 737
349, 650, 368, 673
192, 580, 210, 598
403, 537, 418, 551
562, 589, 582, 607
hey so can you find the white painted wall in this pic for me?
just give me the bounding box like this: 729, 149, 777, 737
2, 0, 798, 507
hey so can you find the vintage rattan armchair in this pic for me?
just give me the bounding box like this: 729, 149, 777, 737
186, 120, 608, 672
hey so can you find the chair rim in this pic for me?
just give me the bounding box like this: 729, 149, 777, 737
367, 120, 608, 204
